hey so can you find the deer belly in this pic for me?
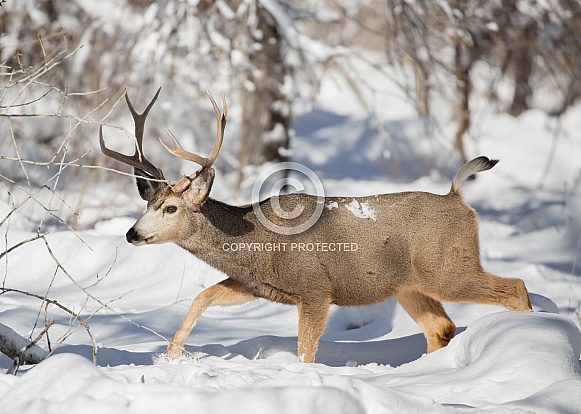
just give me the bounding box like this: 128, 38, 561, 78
331, 270, 399, 306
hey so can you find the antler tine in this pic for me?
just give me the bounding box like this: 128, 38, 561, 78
160, 129, 212, 169
99, 125, 163, 180
206, 90, 227, 166
160, 90, 227, 171
125, 87, 161, 161
99, 88, 164, 181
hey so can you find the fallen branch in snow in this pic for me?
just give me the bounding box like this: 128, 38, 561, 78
1, 288, 98, 365
0, 320, 52, 372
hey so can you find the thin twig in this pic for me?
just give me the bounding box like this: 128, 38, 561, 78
20, 319, 54, 357
0, 89, 53, 108
537, 114, 562, 190
0, 234, 45, 261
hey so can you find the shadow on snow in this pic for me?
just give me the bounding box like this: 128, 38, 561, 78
46, 328, 466, 369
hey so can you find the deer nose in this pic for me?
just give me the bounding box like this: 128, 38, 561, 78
126, 228, 138, 243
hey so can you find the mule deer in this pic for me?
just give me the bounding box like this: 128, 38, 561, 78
99, 88, 532, 363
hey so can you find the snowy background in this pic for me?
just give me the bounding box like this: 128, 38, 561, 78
1, 1, 581, 413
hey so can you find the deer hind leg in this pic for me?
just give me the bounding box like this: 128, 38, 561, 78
297, 299, 331, 363
485, 273, 532, 311
432, 272, 532, 312
396, 288, 457, 353
166, 278, 257, 358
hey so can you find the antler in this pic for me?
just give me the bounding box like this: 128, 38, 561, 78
99, 87, 164, 181
160, 90, 227, 192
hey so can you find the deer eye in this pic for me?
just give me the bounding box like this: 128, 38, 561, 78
164, 205, 178, 214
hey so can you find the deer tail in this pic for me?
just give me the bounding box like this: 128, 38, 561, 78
450, 156, 499, 196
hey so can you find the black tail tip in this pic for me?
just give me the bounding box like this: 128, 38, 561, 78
474, 156, 499, 171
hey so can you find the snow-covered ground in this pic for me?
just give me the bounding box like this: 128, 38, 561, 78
1, 66, 581, 412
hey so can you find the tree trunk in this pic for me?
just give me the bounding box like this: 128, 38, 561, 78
237, 2, 291, 189
414, 61, 430, 117
509, 27, 533, 117
453, 39, 470, 165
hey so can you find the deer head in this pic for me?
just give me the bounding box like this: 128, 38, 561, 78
99, 88, 227, 245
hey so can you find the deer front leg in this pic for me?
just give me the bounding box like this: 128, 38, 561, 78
167, 278, 256, 358
297, 299, 331, 363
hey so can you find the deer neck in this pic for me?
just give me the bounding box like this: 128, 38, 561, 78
176, 198, 263, 276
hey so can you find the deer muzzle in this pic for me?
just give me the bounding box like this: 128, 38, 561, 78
126, 227, 141, 244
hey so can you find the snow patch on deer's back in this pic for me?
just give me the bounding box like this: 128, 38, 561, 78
344, 199, 376, 221
325, 201, 339, 210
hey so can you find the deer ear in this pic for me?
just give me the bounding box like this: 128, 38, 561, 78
135, 168, 162, 201
185, 168, 215, 208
